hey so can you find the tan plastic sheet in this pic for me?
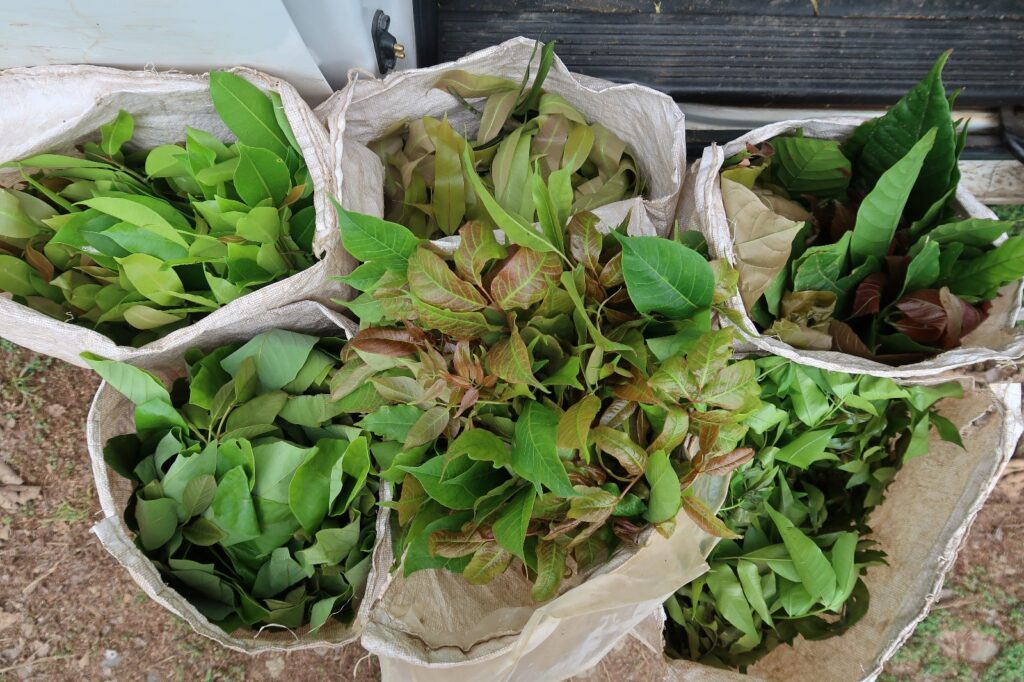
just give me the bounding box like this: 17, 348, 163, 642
86, 301, 392, 654
641, 383, 1023, 681
0, 65, 354, 368
684, 118, 1024, 382
317, 36, 688, 242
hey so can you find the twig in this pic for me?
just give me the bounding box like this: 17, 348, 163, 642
0, 654, 75, 674
22, 559, 63, 596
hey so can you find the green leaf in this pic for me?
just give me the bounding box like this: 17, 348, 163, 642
233, 144, 290, 206
828, 532, 859, 609
567, 485, 618, 523
930, 413, 964, 448
901, 237, 940, 296
404, 406, 450, 449
511, 401, 575, 497
531, 540, 567, 602
774, 428, 839, 469
116, 253, 185, 306
591, 426, 647, 477
736, 560, 773, 627
487, 324, 543, 389
850, 128, 937, 265
644, 450, 680, 524
765, 505, 836, 603
0, 190, 43, 240
333, 198, 420, 270
296, 522, 361, 566
429, 117, 466, 235
446, 428, 511, 468
206, 466, 261, 546
461, 145, 560, 255
79, 196, 189, 248
705, 565, 759, 642
209, 71, 291, 159
851, 51, 958, 218
82, 353, 170, 405
613, 233, 714, 320
411, 296, 501, 339
556, 396, 600, 453
948, 236, 1024, 298
288, 443, 346, 533
99, 110, 134, 157
917, 219, 1013, 249
236, 206, 281, 244
401, 456, 506, 510
0, 254, 43, 296
770, 136, 851, 198
358, 405, 424, 442
492, 487, 535, 559
252, 547, 308, 599
134, 497, 180, 551
221, 330, 316, 392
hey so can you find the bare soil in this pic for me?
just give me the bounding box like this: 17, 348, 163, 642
0, 341, 1021, 681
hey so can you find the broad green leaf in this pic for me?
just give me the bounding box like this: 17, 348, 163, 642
251, 547, 308, 599
492, 487, 535, 559
567, 485, 618, 523
401, 456, 506, 510
770, 136, 851, 198
850, 128, 937, 265
645, 450, 680, 524
209, 71, 291, 159
404, 406, 449, 449
79, 196, 188, 248
82, 353, 170, 405
591, 426, 646, 477
116, 253, 185, 306
206, 466, 261, 546
736, 560, 773, 627
720, 178, 804, 310
288, 444, 345, 533
446, 428, 511, 468
358, 404, 424, 442
478, 90, 518, 144
765, 505, 836, 603
901, 237, 940, 296
433, 70, 518, 98
948, 236, 1024, 298
614, 233, 714, 320
221, 329, 317, 391
531, 540, 567, 602
296, 521, 361, 566
774, 428, 839, 469
511, 401, 575, 497
99, 110, 134, 157
463, 543, 514, 585
134, 496, 180, 551
851, 52, 958, 218
333, 198, 420, 270
0, 189, 42, 240
236, 206, 281, 244
0, 254, 41, 296
828, 532, 859, 609
705, 565, 759, 642
234, 144, 290, 206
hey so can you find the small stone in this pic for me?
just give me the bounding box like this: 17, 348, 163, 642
43, 404, 66, 418
101, 649, 122, 669
964, 631, 1000, 664
265, 657, 286, 679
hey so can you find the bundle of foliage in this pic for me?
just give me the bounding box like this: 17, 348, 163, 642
369, 41, 643, 239
722, 52, 1024, 363
663, 359, 964, 669
333, 155, 761, 599
0, 72, 317, 346
89, 330, 378, 633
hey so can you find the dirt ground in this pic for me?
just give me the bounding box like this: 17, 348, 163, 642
0, 340, 1022, 681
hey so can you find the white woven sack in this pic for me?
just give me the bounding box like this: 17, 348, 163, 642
686, 119, 1024, 381
316, 36, 688, 244
640, 383, 1022, 681
0, 65, 353, 368
87, 301, 392, 654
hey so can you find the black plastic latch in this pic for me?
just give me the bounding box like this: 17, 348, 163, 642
372, 10, 406, 75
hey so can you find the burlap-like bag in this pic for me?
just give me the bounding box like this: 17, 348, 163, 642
0, 65, 354, 368
317, 36, 688, 243
87, 301, 392, 653
629, 383, 1022, 681
686, 119, 1024, 381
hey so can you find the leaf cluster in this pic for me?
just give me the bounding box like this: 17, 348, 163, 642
722, 52, 1024, 362
332, 160, 756, 599
0, 72, 316, 346
664, 358, 964, 668
370, 41, 643, 239
89, 330, 377, 633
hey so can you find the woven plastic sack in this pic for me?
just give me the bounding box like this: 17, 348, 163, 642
0, 65, 353, 368
86, 301, 391, 653
685, 119, 1024, 382
641, 382, 1022, 681
317, 36, 688, 243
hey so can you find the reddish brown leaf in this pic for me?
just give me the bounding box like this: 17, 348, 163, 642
454, 221, 506, 285
938, 286, 984, 348
408, 245, 487, 312
850, 272, 885, 318
591, 426, 647, 477
489, 247, 562, 310
350, 327, 421, 356
682, 497, 741, 540
567, 211, 602, 275
24, 242, 54, 282
486, 324, 542, 389
829, 320, 875, 358
598, 252, 624, 288
702, 448, 755, 476
892, 289, 947, 344
612, 372, 661, 405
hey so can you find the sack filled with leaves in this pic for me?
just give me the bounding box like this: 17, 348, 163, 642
657, 374, 1023, 681
689, 52, 1024, 379
331, 165, 754, 676
0, 65, 345, 368
319, 36, 686, 259
87, 303, 392, 652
